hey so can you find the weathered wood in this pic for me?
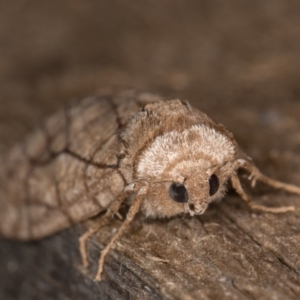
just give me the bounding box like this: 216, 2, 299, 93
0, 224, 164, 300
1, 191, 300, 299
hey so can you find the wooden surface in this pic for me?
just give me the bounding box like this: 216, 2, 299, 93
1, 193, 300, 299
1, 1, 300, 299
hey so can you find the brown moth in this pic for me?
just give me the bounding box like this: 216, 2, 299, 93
1, 89, 300, 281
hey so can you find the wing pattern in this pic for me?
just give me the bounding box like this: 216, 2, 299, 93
0, 90, 152, 240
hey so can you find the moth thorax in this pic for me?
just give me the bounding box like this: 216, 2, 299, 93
136, 124, 236, 180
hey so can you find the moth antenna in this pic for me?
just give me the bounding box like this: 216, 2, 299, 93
94, 186, 147, 281
230, 174, 295, 213
238, 159, 300, 195
79, 188, 132, 268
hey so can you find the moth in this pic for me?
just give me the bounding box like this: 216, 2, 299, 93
0, 89, 300, 281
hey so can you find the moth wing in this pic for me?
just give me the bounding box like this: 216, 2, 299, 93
0, 91, 158, 241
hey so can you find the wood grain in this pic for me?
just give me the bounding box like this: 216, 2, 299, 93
1, 193, 300, 299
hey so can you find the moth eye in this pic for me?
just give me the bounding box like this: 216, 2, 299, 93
209, 174, 219, 196
169, 182, 189, 203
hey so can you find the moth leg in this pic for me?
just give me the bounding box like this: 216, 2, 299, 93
79, 216, 111, 268
94, 186, 147, 281
231, 174, 295, 213
238, 158, 300, 195
79, 190, 129, 268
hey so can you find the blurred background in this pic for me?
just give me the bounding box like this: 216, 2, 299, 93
1, 0, 300, 175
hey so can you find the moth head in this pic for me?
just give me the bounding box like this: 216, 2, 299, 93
135, 121, 237, 218
138, 159, 235, 218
